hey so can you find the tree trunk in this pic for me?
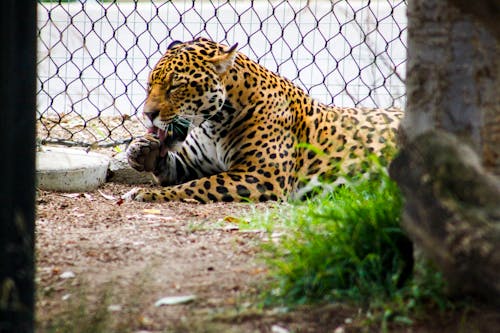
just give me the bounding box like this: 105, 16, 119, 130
0, 1, 37, 332
390, 131, 500, 304
392, 0, 500, 304
447, 0, 500, 40
401, 0, 500, 175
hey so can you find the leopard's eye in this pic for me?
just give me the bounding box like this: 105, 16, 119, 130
169, 83, 184, 92
165, 81, 187, 97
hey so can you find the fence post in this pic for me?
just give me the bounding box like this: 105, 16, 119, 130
0, 1, 37, 332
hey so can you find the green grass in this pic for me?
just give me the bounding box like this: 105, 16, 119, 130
251, 160, 450, 325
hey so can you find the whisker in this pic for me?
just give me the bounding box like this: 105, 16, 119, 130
179, 115, 205, 124
175, 116, 196, 129
166, 123, 174, 138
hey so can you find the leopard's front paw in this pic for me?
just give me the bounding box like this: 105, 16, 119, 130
122, 187, 147, 202
127, 134, 160, 172
122, 187, 171, 202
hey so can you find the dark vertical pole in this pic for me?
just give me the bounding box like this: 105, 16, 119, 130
0, 0, 37, 332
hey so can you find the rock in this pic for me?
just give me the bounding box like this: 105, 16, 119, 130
107, 151, 154, 184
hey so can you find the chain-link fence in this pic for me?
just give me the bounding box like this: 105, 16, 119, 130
37, 0, 407, 149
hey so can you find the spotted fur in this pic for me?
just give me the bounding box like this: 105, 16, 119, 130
125, 37, 402, 203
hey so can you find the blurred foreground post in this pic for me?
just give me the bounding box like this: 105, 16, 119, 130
390, 0, 500, 304
0, 1, 37, 332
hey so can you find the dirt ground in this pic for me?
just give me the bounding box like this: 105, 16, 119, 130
35, 182, 500, 333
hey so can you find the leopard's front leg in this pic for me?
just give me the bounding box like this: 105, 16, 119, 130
123, 171, 286, 203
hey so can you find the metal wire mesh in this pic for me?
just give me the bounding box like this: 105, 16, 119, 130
37, 0, 407, 149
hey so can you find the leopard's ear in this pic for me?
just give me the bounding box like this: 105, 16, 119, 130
209, 43, 238, 75
167, 40, 183, 50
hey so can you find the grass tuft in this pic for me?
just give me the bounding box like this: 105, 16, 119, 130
256, 159, 450, 323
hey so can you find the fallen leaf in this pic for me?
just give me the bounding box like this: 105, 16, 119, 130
98, 190, 117, 200
250, 267, 267, 275
60, 193, 84, 198
142, 208, 161, 215
59, 271, 75, 279
224, 297, 236, 305
154, 295, 196, 306
272, 325, 290, 333
107, 304, 122, 312
223, 225, 239, 231
138, 315, 153, 326
334, 327, 346, 333
83, 193, 93, 200
239, 229, 265, 233
223, 216, 248, 224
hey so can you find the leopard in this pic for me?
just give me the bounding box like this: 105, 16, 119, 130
124, 37, 402, 203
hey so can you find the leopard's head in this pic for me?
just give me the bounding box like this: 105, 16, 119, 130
143, 37, 238, 155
